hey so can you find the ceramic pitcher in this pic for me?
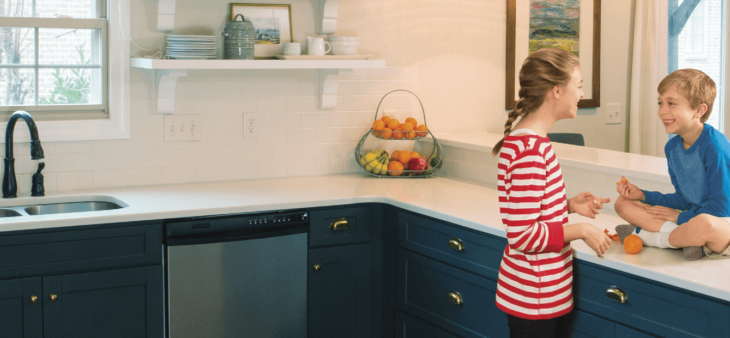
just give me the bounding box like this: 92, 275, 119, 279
306, 36, 331, 55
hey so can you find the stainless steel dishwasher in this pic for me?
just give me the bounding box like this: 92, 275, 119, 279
164, 210, 308, 338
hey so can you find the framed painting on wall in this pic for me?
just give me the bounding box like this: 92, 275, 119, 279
230, 3, 293, 59
506, 0, 601, 109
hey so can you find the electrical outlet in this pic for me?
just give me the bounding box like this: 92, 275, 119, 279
243, 113, 258, 138
164, 115, 202, 142
606, 103, 621, 125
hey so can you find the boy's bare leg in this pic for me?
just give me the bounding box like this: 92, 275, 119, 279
614, 196, 668, 232
668, 214, 730, 253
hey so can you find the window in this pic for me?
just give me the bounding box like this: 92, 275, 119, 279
669, 0, 726, 133
0, 0, 129, 142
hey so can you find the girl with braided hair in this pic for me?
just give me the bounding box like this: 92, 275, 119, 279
493, 48, 613, 337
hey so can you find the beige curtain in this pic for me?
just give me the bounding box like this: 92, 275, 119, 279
629, 0, 669, 157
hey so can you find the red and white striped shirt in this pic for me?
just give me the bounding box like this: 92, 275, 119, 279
494, 130, 573, 320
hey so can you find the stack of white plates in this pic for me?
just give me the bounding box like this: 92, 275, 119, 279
166, 35, 217, 59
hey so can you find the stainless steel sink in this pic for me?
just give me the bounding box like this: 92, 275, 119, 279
24, 201, 123, 216
0, 208, 22, 218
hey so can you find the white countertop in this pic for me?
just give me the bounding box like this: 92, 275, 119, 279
0, 174, 727, 302
435, 132, 672, 183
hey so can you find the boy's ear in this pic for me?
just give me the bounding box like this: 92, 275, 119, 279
696, 103, 708, 118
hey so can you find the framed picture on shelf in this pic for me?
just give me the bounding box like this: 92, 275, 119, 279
230, 3, 293, 59
506, 0, 601, 109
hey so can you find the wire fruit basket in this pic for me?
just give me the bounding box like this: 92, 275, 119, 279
354, 89, 443, 178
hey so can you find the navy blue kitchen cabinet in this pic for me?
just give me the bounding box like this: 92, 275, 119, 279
394, 210, 730, 338
0, 222, 163, 338
308, 205, 376, 338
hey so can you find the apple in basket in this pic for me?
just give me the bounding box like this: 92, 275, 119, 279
409, 157, 428, 175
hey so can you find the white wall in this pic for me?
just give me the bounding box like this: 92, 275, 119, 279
4, 0, 638, 194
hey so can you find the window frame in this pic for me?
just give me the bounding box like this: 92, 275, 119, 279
0, 0, 130, 143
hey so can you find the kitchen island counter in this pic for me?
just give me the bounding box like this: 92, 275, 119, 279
0, 174, 727, 303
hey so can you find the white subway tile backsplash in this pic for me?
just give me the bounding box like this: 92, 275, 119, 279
560, 166, 582, 184
287, 96, 317, 112
162, 166, 195, 185
128, 167, 163, 186
452, 147, 474, 163
94, 169, 129, 188
75, 153, 110, 171
226, 162, 257, 180
57, 171, 93, 191
195, 164, 227, 182
110, 151, 146, 169
56, 141, 92, 154
462, 164, 483, 182
6, 67, 423, 194
258, 161, 288, 178
287, 160, 317, 177
257, 97, 288, 113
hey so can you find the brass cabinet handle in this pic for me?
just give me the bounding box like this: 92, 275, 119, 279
447, 291, 464, 306
49, 294, 58, 302
606, 286, 629, 304
330, 218, 351, 231
448, 238, 465, 252
313, 264, 321, 271
30, 296, 38, 303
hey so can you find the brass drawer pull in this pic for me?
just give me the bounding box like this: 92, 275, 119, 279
606, 286, 629, 304
50, 294, 58, 302
330, 218, 350, 231
448, 238, 465, 252
447, 291, 464, 306
313, 264, 321, 271
30, 295, 38, 303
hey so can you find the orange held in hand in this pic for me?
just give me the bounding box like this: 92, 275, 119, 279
623, 235, 643, 254
616, 177, 628, 185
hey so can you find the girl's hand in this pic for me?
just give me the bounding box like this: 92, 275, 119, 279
569, 192, 610, 219
581, 223, 613, 257
644, 205, 680, 223
616, 176, 645, 201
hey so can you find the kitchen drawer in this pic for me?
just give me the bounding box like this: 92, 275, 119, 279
396, 311, 459, 338
0, 223, 162, 279
398, 211, 505, 281
309, 205, 372, 247
573, 261, 730, 338
571, 310, 615, 338
397, 248, 509, 338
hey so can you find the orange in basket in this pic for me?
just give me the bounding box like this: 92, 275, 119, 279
387, 118, 400, 130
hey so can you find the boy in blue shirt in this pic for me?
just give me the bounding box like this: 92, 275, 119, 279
615, 68, 730, 260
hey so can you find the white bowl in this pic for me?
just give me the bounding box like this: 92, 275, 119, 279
331, 45, 359, 55
328, 35, 359, 41
330, 40, 361, 46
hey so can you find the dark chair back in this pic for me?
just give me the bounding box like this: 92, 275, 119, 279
547, 133, 585, 146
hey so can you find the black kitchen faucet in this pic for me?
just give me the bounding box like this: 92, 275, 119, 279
3, 111, 44, 198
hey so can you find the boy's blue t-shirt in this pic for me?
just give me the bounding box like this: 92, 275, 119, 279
643, 123, 730, 224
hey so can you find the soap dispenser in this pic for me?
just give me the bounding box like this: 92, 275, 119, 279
31, 161, 44, 197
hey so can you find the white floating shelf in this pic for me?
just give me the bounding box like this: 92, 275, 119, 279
131, 58, 386, 113
131, 58, 386, 70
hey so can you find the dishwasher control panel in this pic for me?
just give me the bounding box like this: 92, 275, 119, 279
165, 210, 309, 238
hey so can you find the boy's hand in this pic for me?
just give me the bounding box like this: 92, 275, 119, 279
569, 192, 610, 219
644, 205, 680, 223
616, 176, 645, 201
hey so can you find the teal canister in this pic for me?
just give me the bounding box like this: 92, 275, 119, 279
222, 14, 255, 60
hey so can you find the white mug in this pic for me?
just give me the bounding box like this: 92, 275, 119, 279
306, 36, 331, 55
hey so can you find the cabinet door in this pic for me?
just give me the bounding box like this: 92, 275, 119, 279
0, 278, 42, 338
308, 243, 372, 338
42, 266, 163, 338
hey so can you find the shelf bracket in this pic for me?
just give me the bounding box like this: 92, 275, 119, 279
316, 0, 341, 35
319, 68, 352, 110
157, 0, 176, 31
155, 69, 187, 114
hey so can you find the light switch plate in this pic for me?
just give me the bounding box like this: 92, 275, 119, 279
606, 103, 621, 125
164, 115, 202, 142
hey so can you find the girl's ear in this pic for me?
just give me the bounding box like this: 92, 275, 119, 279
552, 85, 561, 100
